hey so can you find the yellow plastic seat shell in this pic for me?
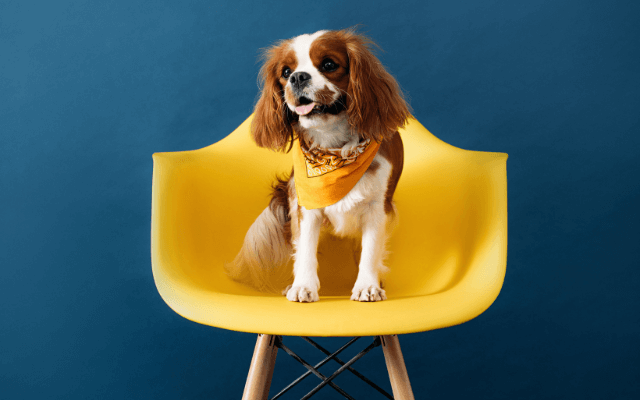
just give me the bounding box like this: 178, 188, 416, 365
151, 115, 508, 337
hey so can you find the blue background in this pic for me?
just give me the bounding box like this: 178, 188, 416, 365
2, 0, 639, 398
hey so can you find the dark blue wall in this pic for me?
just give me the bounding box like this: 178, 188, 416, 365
2, 0, 638, 398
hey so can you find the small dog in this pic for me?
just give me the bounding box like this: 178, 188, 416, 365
226, 29, 410, 302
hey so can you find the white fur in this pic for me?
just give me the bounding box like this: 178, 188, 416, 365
302, 113, 353, 150
324, 154, 392, 237
285, 152, 393, 302
286, 207, 322, 302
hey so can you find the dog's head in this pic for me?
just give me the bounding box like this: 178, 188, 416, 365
252, 28, 411, 151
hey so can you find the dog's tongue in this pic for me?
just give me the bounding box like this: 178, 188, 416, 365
295, 102, 316, 116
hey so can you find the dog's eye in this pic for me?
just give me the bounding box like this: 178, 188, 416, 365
282, 67, 292, 79
322, 59, 338, 72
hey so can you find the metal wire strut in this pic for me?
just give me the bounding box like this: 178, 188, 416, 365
270, 336, 395, 400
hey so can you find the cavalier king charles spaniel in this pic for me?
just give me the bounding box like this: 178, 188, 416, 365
226, 29, 410, 302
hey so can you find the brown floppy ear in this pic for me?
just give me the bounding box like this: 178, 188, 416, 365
344, 30, 411, 142
252, 44, 295, 152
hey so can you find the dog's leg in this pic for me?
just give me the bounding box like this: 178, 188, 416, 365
351, 202, 388, 302
285, 208, 322, 302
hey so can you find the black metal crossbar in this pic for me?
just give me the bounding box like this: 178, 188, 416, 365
271, 337, 361, 399
302, 338, 394, 399
270, 336, 394, 400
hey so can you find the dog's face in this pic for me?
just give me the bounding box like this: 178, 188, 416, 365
252, 29, 410, 151
280, 30, 349, 129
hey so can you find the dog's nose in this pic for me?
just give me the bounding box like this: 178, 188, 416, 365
290, 72, 311, 91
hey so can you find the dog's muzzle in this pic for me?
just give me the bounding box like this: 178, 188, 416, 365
289, 72, 312, 94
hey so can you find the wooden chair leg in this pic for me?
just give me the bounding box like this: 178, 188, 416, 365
381, 335, 415, 400
242, 334, 278, 400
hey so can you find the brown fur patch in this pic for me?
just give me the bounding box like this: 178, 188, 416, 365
368, 159, 380, 173
316, 29, 412, 142
377, 131, 404, 214
315, 85, 337, 105
252, 41, 298, 152
269, 173, 292, 243
309, 33, 350, 93
278, 47, 298, 83
284, 88, 297, 108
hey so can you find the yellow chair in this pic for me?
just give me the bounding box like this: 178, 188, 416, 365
151, 115, 508, 399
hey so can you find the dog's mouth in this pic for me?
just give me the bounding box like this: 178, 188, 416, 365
294, 98, 318, 116
294, 96, 346, 116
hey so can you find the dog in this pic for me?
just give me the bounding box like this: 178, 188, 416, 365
225, 28, 410, 302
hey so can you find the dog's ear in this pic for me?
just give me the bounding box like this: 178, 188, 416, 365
343, 30, 411, 142
252, 43, 295, 152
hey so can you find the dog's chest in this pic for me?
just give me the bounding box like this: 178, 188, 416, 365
321, 154, 392, 237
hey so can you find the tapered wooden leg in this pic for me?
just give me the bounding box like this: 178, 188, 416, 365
381, 335, 415, 400
242, 334, 278, 400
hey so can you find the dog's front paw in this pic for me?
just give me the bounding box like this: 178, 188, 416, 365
285, 284, 319, 303
351, 284, 387, 302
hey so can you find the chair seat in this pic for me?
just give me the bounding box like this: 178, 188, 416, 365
151, 115, 508, 337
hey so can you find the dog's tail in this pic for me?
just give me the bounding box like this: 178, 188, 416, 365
224, 175, 293, 293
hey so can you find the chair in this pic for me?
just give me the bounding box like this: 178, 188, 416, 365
151, 115, 508, 399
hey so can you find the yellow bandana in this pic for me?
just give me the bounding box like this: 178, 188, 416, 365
292, 138, 381, 209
